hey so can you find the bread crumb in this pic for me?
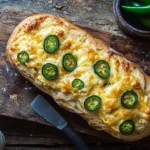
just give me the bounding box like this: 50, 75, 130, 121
1, 88, 6, 93
48, 0, 53, 4
55, 5, 63, 9
10, 94, 18, 101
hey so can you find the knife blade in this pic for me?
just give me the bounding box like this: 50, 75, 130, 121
31, 95, 67, 130
31, 95, 89, 150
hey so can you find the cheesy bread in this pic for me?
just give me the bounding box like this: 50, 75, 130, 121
6, 14, 150, 141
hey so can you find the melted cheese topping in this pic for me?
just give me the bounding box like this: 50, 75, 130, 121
9, 15, 150, 134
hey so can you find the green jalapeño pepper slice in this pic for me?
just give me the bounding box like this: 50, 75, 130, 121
121, 90, 138, 109
62, 53, 77, 72
17, 51, 29, 64
72, 79, 84, 90
42, 63, 58, 80
121, 5, 150, 16
131, 1, 150, 28
131, 1, 140, 7
120, 120, 135, 135
132, 0, 150, 6
84, 95, 101, 111
44, 35, 59, 54
94, 60, 110, 79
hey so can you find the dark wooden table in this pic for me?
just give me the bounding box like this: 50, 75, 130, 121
0, 0, 150, 149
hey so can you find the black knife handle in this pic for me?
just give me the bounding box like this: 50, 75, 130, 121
62, 124, 89, 150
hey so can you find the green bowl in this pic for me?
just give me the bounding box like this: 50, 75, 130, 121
113, 0, 150, 39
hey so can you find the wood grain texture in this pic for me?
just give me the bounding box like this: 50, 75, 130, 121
0, 6, 150, 147
5, 148, 75, 150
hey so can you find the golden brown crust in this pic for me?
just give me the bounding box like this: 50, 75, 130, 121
6, 13, 150, 142
146, 75, 150, 93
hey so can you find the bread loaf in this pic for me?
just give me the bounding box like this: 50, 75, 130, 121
6, 14, 150, 141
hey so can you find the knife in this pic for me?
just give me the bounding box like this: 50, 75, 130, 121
31, 95, 89, 150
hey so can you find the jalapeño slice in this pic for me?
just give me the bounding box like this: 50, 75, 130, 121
119, 120, 135, 135
94, 60, 110, 79
121, 90, 138, 109
84, 95, 101, 111
17, 51, 29, 64
42, 63, 58, 80
72, 79, 84, 90
62, 53, 77, 72
44, 35, 59, 53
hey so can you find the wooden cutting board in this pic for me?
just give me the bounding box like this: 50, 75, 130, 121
0, 6, 150, 147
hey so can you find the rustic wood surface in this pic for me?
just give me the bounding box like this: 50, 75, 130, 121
0, 0, 150, 149
0, 116, 145, 150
